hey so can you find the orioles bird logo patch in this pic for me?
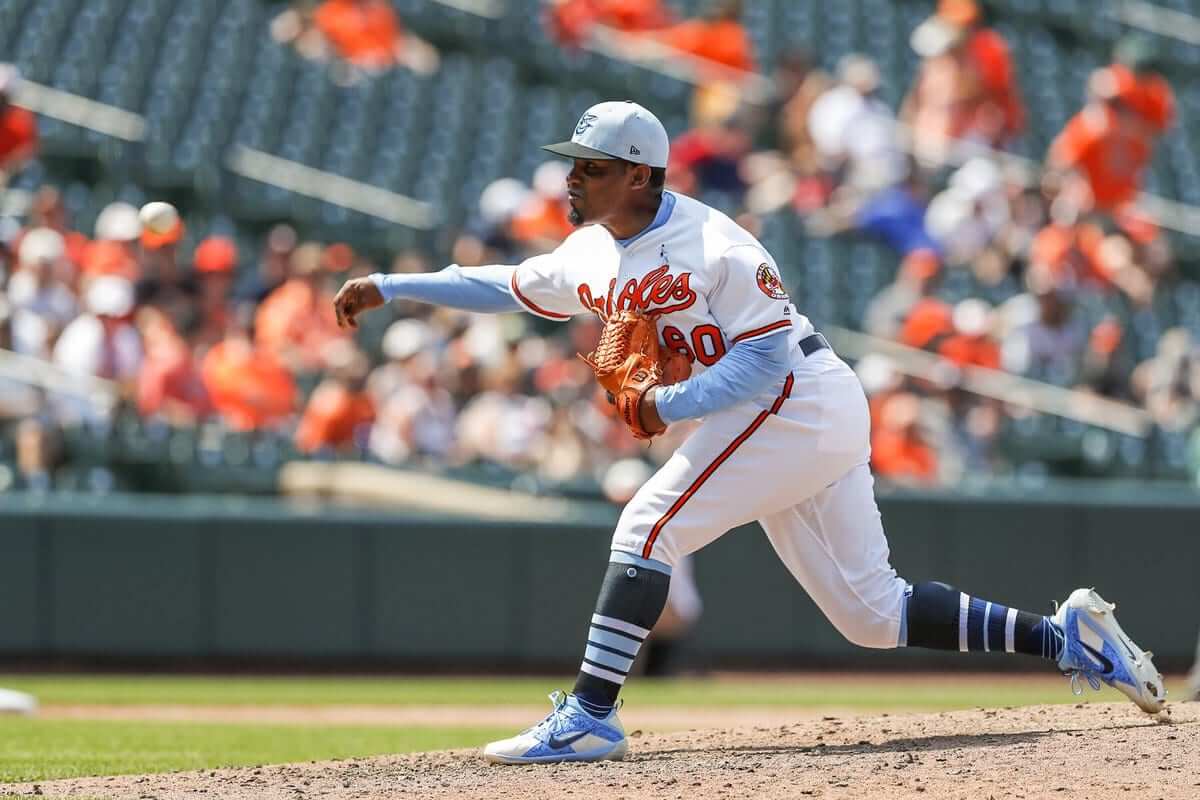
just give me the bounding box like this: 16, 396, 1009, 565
756, 263, 789, 300
575, 113, 599, 136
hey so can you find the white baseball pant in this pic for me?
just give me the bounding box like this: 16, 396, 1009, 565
611, 348, 906, 649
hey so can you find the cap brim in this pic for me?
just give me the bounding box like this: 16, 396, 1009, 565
541, 141, 618, 161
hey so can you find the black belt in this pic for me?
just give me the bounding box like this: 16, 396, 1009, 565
799, 332, 831, 357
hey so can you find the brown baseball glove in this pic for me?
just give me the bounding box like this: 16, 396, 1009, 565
580, 310, 691, 440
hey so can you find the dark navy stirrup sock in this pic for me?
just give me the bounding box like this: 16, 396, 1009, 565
902, 581, 1064, 660
572, 553, 671, 716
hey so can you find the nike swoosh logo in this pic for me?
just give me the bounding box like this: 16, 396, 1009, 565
1117, 636, 1138, 661
548, 730, 592, 750
1080, 640, 1114, 675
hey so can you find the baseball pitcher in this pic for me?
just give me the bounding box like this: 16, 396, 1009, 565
333, 101, 1165, 765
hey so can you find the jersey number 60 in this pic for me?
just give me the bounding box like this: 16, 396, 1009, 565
661, 324, 726, 367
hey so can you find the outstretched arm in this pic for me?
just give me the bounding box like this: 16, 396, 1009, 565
333, 264, 520, 329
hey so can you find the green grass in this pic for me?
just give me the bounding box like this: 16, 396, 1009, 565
0, 673, 1091, 711
0, 717, 508, 783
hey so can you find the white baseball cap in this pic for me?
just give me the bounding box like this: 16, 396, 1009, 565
543, 101, 670, 169
19, 227, 65, 266
86, 275, 135, 317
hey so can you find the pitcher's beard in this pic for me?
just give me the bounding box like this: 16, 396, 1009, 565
568, 206, 584, 227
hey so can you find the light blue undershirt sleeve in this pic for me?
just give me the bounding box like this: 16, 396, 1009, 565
654, 329, 792, 424
369, 264, 520, 313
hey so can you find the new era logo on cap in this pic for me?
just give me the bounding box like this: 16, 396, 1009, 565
542, 101, 669, 169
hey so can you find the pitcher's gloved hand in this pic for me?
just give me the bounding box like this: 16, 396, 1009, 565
581, 310, 691, 440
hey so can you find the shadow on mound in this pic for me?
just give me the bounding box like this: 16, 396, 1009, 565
637, 719, 1171, 761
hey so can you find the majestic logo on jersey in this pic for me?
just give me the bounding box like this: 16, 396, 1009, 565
756, 263, 789, 300
575, 113, 598, 136
577, 266, 697, 318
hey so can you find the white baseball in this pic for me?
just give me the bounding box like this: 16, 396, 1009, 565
138, 201, 179, 235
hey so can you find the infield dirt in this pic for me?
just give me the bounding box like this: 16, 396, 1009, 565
4, 702, 1196, 799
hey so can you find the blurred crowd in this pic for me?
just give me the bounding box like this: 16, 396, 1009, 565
548, 0, 757, 74
2, 0, 1200, 493
270, 0, 440, 79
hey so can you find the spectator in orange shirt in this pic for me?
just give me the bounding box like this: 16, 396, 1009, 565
305, 0, 438, 74
135, 307, 210, 424
255, 242, 349, 374
80, 202, 142, 281
547, 0, 674, 47
899, 296, 954, 352
655, 0, 756, 75
192, 235, 238, 347
510, 161, 575, 253
904, 0, 1024, 163
1047, 39, 1171, 215
294, 340, 375, 454
1029, 201, 1111, 289
871, 392, 938, 484
202, 306, 297, 431
0, 65, 37, 178
1047, 95, 1153, 214
938, 299, 1001, 370
1105, 36, 1174, 134
314, 0, 397, 68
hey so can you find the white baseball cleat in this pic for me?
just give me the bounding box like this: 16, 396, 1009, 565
1053, 588, 1165, 714
483, 691, 628, 765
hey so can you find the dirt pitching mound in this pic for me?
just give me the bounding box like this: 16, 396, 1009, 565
5, 702, 1196, 800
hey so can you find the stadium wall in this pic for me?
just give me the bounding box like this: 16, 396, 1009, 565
0, 489, 1196, 670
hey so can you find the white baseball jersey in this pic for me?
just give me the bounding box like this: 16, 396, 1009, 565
508, 192, 815, 380
511, 189, 907, 652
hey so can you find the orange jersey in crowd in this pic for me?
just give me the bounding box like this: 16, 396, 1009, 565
656, 18, 756, 73
871, 429, 938, 483
548, 0, 673, 46
202, 338, 297, 430
255, 278, 347, 367
138, 342, 211, 420
295, 381, 375, 453
1050, 104, 1151, 211
938, 334, 1001, 370
510, 197, 574, 245
1105, 63, 1174, 133
899, 298, 954, 351
966, 28, 1023, 139
1030, 222, 1111, 288
313, 0, 401, 67
0, 104, 37, 167
79, 239, 140, 281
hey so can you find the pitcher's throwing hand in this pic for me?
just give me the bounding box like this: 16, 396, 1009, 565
333, 277, 385, 329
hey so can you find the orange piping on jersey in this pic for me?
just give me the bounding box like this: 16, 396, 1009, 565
511, 270, 571, 320
642, 372, 795, 559
732, 319, 793, 343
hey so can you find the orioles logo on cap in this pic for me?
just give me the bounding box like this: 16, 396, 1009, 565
575, 113, 598, 136
756, 263, 789, 300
